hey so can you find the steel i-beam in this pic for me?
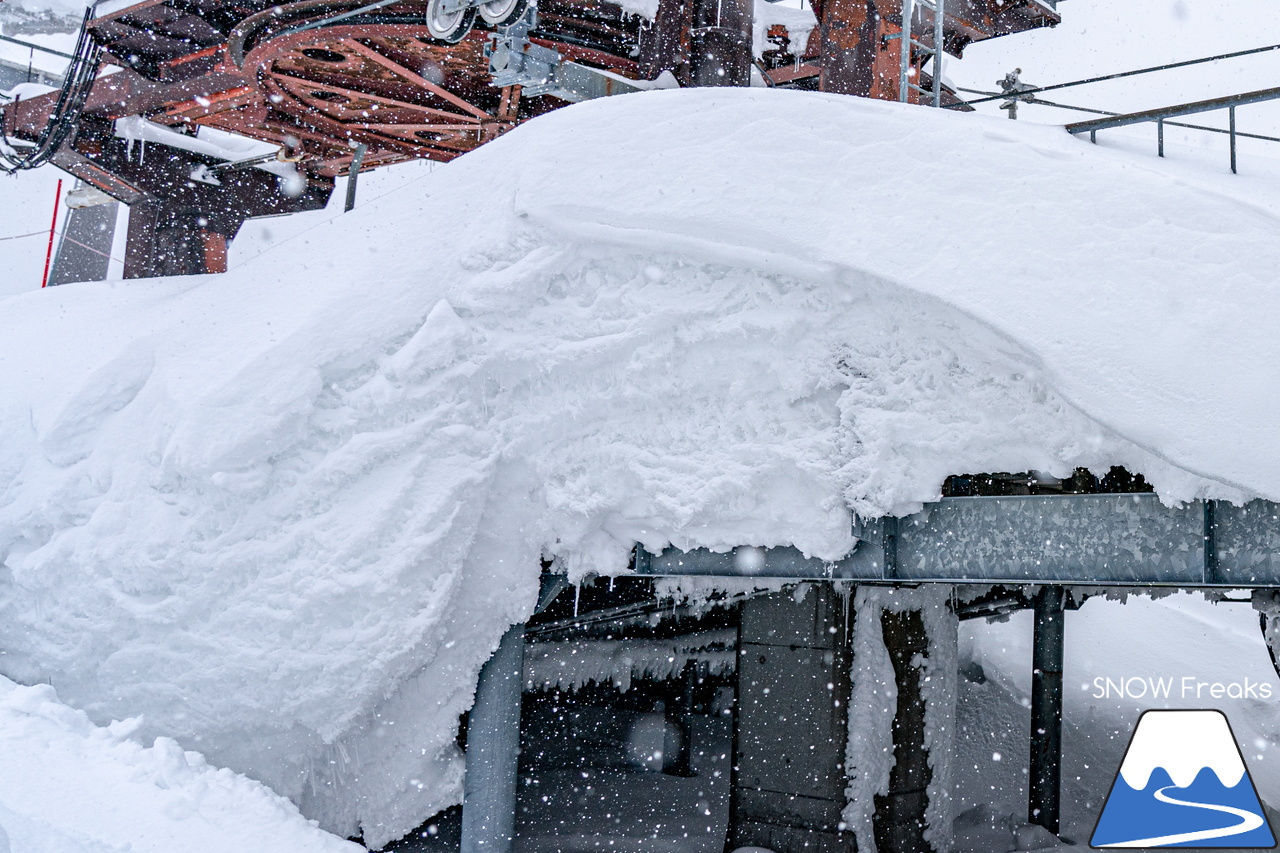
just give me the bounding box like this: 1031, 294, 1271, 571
1028, 586, 1065, 835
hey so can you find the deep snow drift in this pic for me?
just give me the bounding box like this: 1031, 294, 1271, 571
1, 88, 1278, 846
0, 675, 360, 853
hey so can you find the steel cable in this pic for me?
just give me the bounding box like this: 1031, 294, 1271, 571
945, 42, 1280, 110
1, 8, 102, 173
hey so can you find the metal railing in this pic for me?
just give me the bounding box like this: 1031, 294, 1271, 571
1065, 86, 1280, 174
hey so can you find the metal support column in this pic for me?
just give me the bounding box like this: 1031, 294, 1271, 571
344, 144, 367, 212
1029, 587, 1064, 836
929, 0, 942, 108
1230, 106, 1238, 174
896, 0, 943, 106
1157, 118, 1164, 157
689, 0, 753, 86
730, 584, 856, 853
898, 0, 914, 102
460, 623, 526, 853
1204, 499, 1219, 585
874, 608, 934, 853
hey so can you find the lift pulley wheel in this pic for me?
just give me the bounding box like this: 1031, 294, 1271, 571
425, 0, 477, 43
479, 0, 529, 27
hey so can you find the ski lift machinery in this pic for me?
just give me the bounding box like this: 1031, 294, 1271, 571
0, 0, 1059, 276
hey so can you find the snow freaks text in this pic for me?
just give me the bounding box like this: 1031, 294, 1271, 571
1091, 677, 1274, 700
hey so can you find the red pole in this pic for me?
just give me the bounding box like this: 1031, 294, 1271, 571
40, 178, 63, 289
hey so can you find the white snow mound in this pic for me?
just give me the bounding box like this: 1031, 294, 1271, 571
0, 676, 359, 853
0, 88, 1275, 845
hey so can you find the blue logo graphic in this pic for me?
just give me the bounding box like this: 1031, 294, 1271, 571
1092, 710, 1276, 848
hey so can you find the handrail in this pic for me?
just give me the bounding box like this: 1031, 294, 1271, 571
1064, 86, 1280, 135
1065, 86, 1280, 174
0, 34, 76, 61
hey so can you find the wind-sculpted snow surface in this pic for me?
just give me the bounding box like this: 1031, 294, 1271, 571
0, 89, 1273, 845
0, 676, 360, 853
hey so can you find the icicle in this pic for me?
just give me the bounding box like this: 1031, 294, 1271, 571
573, 583, 580, 617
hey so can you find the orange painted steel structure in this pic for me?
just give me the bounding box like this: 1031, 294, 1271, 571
2, 0, 1058, 277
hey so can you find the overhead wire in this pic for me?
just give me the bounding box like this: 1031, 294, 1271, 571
953, 86, 1280, 145
0, 229, 46, 242
944, 42, 1280, 110
0, 34, 76, 61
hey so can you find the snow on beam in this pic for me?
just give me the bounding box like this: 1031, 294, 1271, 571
637, 495, 1280, 586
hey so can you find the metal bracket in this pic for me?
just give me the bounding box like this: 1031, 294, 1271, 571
1204, 498, 1220, 584
882, 515, 899, 579
485, 5, 644, 101
485, 23, 562, 96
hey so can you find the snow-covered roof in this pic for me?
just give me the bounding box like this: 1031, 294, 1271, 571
0, 88, 1277, 845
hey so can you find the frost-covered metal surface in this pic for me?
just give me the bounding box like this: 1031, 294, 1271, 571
523, 629, 736, 692
639, 541, 885, 580
895, 494, 1203, 582
1216, 501, 1280, 584
641, 495, 1280, 586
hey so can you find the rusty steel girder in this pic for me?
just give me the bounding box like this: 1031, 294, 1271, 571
6, 0, 1057, 177
1, 0, 1057, 276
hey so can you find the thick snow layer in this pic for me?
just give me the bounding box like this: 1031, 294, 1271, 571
0, 675, 359, 853
0, 88, 1277, 845
752, 0, 816, 59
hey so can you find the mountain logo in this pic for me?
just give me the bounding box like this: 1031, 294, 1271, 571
1091, 710, 1276, 848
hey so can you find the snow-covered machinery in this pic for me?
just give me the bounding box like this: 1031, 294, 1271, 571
1, 0, 1058, 277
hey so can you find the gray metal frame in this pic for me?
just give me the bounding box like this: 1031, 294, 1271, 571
892, 0, 944, 108
637, 494, 1280, 587
484, 9, 645, 102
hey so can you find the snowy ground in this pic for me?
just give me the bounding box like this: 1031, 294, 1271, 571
0, 675, 360, 853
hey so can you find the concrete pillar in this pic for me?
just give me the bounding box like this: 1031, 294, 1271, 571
1029, 587, 1064, 835
872, 609, 931, 853
460, 624, 526, 853
730, 583, 857, 853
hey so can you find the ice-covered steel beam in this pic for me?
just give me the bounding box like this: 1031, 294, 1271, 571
460, 624, 526, 853
635, 494, 1280, 586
